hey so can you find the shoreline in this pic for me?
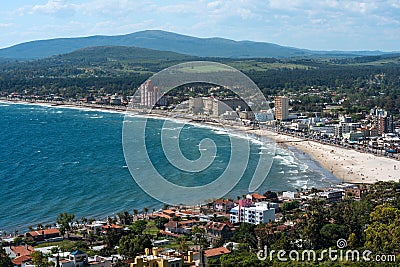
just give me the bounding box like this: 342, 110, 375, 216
253, 129, 400, 184
2, 99, 399, 184
1, 98, 398, 234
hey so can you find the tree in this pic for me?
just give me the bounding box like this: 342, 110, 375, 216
365, 204, 400, 253
263, 191, 278, 200
281, 201, 299, 212
301, 199, 329, 249
13, 236, 23, 245
56, 212, 75, 239
118, 234, 152, 258
31, 251, 52, 267
347, 232, 357, 248
319, 224, 347, 248
155, 217, 169, 229
178, 236, 189, 252
81, 217, 88, 226
143, 207, 149, 219
133, 209, 139, 220
124, 210, 132, 225
130, 220, 147, 235
232, 223, 257, 249
0, 247, 13, 267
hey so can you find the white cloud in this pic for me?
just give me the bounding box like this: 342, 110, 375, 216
0, 23, 13, 28
14, 0, 77, 17
3, 0, 400, 50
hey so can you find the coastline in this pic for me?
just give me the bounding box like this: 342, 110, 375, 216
253, 129, 400, 184
2, 99, 399, 184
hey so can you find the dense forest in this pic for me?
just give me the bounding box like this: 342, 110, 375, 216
1, 46, 400, 114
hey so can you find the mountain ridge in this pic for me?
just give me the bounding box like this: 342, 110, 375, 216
0, 30, 395, 60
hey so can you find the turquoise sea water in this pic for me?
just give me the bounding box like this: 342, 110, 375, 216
0, 103, 339, 232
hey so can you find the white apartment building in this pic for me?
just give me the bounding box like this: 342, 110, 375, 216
230, 202, 275, 225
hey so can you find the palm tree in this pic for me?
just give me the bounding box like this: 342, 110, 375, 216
133, 209, 139, 220
123, 211, 131, 225
143, 207, 149, 219
117, 212, 124, 224
81, 217, 88, 226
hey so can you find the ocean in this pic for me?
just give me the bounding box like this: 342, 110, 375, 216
0, 103, 339, 232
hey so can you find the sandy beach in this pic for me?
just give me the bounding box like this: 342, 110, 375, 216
3, 99, 400, 184
253, 128, 400, 184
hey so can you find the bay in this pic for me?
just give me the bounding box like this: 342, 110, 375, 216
0, 103, 339, 233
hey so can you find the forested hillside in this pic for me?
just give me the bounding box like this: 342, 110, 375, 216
1, 46, 400, 114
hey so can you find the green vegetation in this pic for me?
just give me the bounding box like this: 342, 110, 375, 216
281, 200, 299, 211
1, 47, 400, 116
209, 182, 400, 267
365, 204, 400, 253
2, 182, 395, 266
118, 234, 152, 259
56, 212, 75, 238
31, 251, 52, 267
0, 247, 13, 267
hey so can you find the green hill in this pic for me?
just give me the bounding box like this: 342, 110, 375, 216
0, 30, 393, 60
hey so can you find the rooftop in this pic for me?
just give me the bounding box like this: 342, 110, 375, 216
12, 255, 32, 265
10, 245, 35, 257
28, 228, 60, 237
247, 193, 266, 199
204, 247, 230, 258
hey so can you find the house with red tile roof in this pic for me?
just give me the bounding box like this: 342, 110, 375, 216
194, 247, 230, 266
102, 224, 122, 230
162, 209, 176, 217
12, 255, 32, 267
164, 220, 197, 235
204, 221, 234, 241
25, 228, 60, 242
5, 245, 35, 259
204, 247, 230, 258
246, 193, 268, 202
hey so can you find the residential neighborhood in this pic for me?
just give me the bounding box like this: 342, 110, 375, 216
2, 181, 398, 266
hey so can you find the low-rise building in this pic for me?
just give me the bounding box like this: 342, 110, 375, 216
281, 191, 299, 200
246, 193, 267, 203
343, 132, 364, 142
130, 248, 188, 267
194, 247, 230, 267
25, 228, 60, 242
69, 250, 88, 267
345, 185, 367, 199
212, 199, 235, 213
11, 255, 32, 267
88, 255, 115, 267
311, 189, 344, 203
204, 221, 234, 241
5, 245, 35, 259
164, 220, 197, 235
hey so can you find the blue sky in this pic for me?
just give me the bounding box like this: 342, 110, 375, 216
0, 0, 399, 51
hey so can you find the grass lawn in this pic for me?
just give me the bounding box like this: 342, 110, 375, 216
143, 220, 160, 236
